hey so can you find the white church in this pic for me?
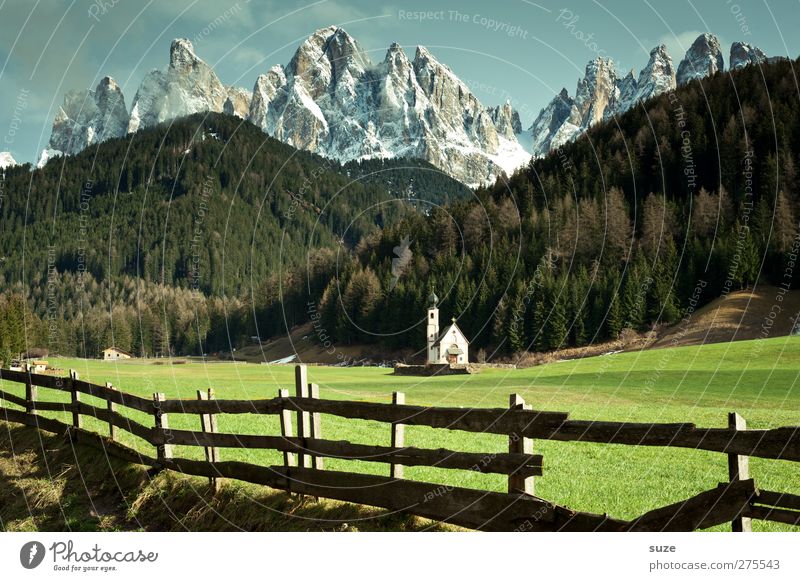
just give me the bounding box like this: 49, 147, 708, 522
426, 291, 470, 365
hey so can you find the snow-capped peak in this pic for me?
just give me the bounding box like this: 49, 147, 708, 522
0, 151, 18, 169
730, 41, 767, 70
40, 75, 128, 165
631, 44, 675, 106
126, 37, 229, 133
676, 33, 724, 85
245, 27, 530, 186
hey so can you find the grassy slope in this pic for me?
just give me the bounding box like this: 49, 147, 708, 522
2, 336, 799, 531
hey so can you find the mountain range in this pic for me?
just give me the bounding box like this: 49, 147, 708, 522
7, 29, 777, 185
528, 35, 773, 157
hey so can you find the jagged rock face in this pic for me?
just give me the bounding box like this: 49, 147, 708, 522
616, 71, 638, 111
0, 151, 17, 169
488, 102, 522, 138
730, 42, 767, 70
528, 58, 621, 155
248, 65, 287, 131
529, 40, 687, 158
676, 33, 724, 85
573, 58, 619, 127
247, 27, 529, 186
529, 88, 574, 157
41, 30, 528, 185
631, 44, 675, 106
44, 76, 128, 157
223, 86, 252, 118
610, 44, 676, 117
127, 38, 228, 132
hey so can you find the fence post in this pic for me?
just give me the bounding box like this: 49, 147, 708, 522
197, 388, 219, 493
508, 394, 534, 496
728, 412, 752, 532
278, 388, 296, 468
153, 393, 172, 465
309, 383, 324, 470
106, 382, 117, 440
390, 392, 405, 479
24, 365, 37, 417
69, 370, 82, 440
295, 365, 310, 469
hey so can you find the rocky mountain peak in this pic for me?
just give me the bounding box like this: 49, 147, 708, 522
528, 88, 575, 158
384, 42, 410, 69
488, 102, 522, 138
39, 75, 129, 165
574, 57, 618, 126
248, 65, 288, 132
616, 70, 638, 109
532, 43, 676, 155
676, 33, 724, 85
127, 38, 228, 133
632, 44, 675, 105
169, 38, 200, 71
730, 41, 767, 70
529, 32, 769, 160
246, 29, 528, 185
287, 26, 371, 100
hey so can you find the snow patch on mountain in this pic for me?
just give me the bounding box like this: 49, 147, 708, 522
36, 148, 63, 168
0, 152, 18, 169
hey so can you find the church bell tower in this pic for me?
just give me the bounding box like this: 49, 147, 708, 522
426, 290, 439, 364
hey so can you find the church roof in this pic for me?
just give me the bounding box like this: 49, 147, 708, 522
436, 321, 469, 346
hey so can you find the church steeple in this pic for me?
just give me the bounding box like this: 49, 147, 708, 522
426, 289, 440, 364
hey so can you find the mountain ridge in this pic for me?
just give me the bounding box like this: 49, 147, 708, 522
40, 29, 781, 185
41, 29, 529, 186
528, 33, 775, 159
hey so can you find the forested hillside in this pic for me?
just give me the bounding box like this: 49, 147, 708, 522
302, 57, 800, 356
0, 113, 427, 357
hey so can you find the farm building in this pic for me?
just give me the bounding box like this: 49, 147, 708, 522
426, 291, 470, 365
102, 347, 133, 361
29, 360, 48, 373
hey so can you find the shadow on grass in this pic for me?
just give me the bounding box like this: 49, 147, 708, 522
0, 421, 453, 532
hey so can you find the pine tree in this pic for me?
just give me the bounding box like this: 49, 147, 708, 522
544, 280, 568, 350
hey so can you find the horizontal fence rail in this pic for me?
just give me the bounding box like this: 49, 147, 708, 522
1, 365, 799, 532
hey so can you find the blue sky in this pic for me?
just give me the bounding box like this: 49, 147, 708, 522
1, 0, 798, 164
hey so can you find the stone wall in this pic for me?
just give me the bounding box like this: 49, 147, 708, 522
392, 363, 471, 376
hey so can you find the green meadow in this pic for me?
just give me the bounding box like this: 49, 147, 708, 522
2, 335, 799, 531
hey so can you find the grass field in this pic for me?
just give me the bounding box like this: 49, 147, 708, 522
2, 335, 799, 531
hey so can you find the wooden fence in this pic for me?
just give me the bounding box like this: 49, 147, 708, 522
1, 364, 799, 532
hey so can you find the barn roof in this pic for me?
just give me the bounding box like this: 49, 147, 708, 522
103, 346, 133, 356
